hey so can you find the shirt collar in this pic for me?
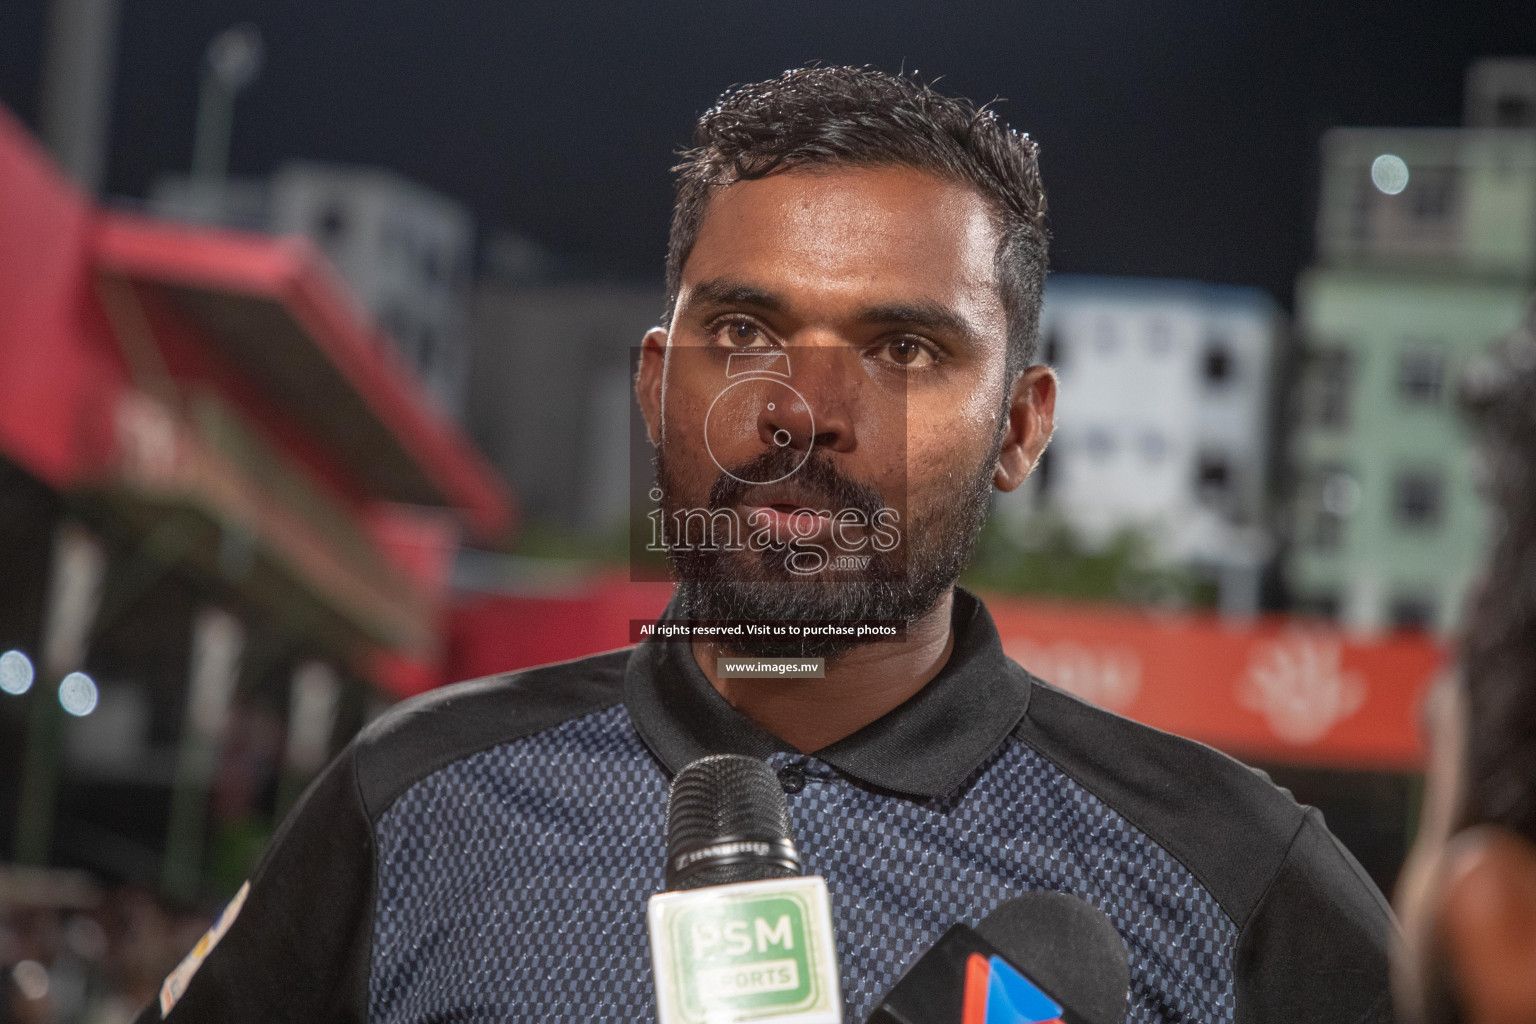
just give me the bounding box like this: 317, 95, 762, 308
623, 587, 1033, 798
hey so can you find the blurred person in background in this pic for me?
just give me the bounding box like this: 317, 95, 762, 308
1395, 307, 1536, 1024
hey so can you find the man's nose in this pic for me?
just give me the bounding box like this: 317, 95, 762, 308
757, 351, 857, 454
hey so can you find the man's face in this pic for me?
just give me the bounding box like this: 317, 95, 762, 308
637, 164, 1048, 655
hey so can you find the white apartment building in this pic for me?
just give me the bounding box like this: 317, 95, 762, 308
999, 275, 1282, 612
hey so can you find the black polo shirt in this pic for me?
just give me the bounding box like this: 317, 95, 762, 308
142, 588, 1395, 1023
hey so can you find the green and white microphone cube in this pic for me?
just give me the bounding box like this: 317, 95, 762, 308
648, 875, 842, 1024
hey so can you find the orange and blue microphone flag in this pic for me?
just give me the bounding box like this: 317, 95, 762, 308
961, 952, 1065, 1024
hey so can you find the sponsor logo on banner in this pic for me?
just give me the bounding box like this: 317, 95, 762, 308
1239, 633, 1366, 744
1003, 638, 1141, 712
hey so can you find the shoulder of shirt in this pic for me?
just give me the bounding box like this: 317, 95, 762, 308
1013, 672, 1339, 931
342, 646, 632, 822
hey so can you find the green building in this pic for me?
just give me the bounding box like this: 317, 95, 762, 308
1286, 60, 1536, 633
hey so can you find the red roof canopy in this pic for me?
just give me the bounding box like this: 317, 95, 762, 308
0, 103, 509, 541
93, 213, 511, 540
0, 104, 513, 692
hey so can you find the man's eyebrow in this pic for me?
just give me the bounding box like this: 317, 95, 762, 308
685, 280, 982, 345
855, 300, 979, 344
686, 278, 786, 314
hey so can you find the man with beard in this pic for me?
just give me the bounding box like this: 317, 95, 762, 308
1393, 311, 1536, 1024
142, 67, 1394, 1023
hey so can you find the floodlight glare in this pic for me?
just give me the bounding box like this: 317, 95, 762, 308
58, 671, 98, 717
1371, 154, 1409, 195
206, 24, 264, 92
0, 649, 33, 695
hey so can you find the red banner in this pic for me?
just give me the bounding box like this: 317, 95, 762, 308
447, 581, 1443, 771
985, 597, 1441, 771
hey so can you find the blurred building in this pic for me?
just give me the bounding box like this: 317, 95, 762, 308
999, 275, 1282, 616
150, 161, 474, 419
1285, 58, 1536, 634
465, 275, 661, 538
0, 104, 508, 898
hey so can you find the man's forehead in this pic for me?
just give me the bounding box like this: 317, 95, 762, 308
678, 165, 1006, 326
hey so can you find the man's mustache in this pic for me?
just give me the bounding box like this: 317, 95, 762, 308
707, 447, 888, 520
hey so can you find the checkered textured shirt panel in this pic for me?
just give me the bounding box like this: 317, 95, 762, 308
370, 704, 1238, 1023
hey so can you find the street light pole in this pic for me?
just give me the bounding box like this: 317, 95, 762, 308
189, 24, 263, 199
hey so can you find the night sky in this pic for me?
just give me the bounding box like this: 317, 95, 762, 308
3, 1, 1534, 305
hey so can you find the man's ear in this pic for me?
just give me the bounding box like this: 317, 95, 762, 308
1438, 825, 1536, 1023
994, 365, 1057, 493
636, 326, 668, 447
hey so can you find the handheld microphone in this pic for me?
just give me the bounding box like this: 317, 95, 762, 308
865, 891, 1130, 1024
648, 754, 842, 1024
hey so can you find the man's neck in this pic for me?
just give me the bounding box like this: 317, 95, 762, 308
691, 590, 957, 753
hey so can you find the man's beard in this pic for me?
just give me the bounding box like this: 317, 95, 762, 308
654, 430, 1002, 660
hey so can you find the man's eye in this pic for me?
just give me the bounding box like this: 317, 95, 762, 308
879, 337, 935, 367
715, 319, 771, 348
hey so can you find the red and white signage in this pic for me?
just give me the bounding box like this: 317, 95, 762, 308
448, 581, 1443, 771
987, 598, 1441, 770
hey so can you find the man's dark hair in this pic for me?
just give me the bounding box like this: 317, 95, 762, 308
667, 66, 1049, 377
1457, 303, 1536, 844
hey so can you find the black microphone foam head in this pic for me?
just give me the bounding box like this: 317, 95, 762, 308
664, 754, 802, 891
975, 891, 1131, 1024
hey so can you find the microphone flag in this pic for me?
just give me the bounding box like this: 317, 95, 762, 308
648, 876, 841, 1024
962, 952, 1065, 1024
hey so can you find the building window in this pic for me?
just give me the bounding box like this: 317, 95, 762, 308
1307, 348, 1355, 428
1397, 348, 1445, 404
1389, 594, 1437, 632
1495, 94, 1533, 128
313, 200, 347, 241
1085, 428, 1116, 458
1408, 166, 1458, 225
1146, 320, 1173, 356
1042, 328, 1062, 367
1394, 471, 1444, 529
1196, 453, 1232, 505
1139, 431, 1167, 462
1202, 336, 1235, 385
1297, 593, 1341, 620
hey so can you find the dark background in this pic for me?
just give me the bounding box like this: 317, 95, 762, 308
3, 0, 1535, 305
